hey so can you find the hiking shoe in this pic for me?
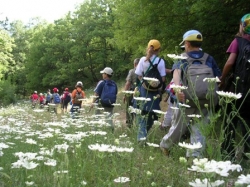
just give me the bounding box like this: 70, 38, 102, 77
160, 147, 170, 156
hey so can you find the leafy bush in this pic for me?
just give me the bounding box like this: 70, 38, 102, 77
0, 80, 16, 106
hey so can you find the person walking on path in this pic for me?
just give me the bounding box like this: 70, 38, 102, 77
91, 67, 118, 131
62, 88, 71, 113
51, 88, 61, 114
45, 89, 52, 105
160, 30, 221, 157
134, 39, 166, 144
31, 91, 39, 108
71, 82, 86, 118
123, 58, 140, 127
219, 13, 250, 161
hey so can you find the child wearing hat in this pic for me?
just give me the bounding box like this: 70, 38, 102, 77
70, 81, 86, 118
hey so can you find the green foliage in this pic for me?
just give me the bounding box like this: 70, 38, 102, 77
0, 0, 250, 96
0, 79, 16, 106
0, 29, 15, 79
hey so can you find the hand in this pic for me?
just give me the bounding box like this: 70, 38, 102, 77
163, 96, 169, 102
218, 76, 224, 90
90, 103, 94, 108
177, 92, 185, 103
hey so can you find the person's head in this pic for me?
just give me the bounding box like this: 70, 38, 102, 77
145, 39, 161, 61
65, 88, 69, 91
179, 30, 202, 52
39, 93, 43, 96
75, 81, 83, 91
53, 87, 58, 93
100, 67, 113, 79
133, 58, 140, 68
240, 13, 250, 35
34, 91, 37, 94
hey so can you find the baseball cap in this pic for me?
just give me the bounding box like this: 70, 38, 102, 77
75, 81, 83, 88
179, 30, 203, 45
147, 39, 161, 50
53, 87, 58, 92
100, 67, 113, 75
241, 13, 250, 34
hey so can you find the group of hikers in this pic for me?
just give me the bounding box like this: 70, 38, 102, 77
30, 82, 85, 114
30, 13, 250, 162
123, 13, 250, 162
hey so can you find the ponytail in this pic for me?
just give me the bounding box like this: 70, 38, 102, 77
145, 46, 155, 62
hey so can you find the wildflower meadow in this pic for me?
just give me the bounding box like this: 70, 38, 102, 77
0, 85, 250, 187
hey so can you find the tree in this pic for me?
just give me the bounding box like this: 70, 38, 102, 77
0, 28, 15, 79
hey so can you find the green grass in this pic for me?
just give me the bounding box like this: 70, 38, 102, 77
0, 86, 249, 187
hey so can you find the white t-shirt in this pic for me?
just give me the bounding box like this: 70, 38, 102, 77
135, 55, 166, 77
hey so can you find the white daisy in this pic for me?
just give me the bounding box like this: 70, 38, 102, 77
178, 142, 202, 149
114, 177, 130, 183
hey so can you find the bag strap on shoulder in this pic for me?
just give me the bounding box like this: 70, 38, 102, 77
185, 53, 209, 65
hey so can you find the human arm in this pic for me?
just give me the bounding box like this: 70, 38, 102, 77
166, 68, 172, 75
219, 53, 237, 88
173, 69, 185, 102
123, 80, 131, 103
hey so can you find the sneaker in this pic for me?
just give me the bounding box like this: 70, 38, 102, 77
160, 147, 170, 156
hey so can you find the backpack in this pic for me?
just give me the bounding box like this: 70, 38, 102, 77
64, 92, 71, 103
74, 91, 84, 103
142, 58, 163, 91
181, 53, 218, 107
100, 80, 117, 107
46, 94, 51, 101
233, 37, 250, 102
53, 93, 61, 104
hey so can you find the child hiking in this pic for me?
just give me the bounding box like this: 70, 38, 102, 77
91, 67, 118, 131
70, 81, 86, 118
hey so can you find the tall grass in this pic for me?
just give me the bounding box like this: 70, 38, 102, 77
0, 87, 249, 187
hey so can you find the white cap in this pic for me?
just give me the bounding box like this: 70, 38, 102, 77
75, 81, 83, 87
34, 91, 37, 93
100, 67, 113, 75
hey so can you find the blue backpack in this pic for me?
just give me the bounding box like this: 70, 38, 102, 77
53, 93, 61, 104
46, 94, 51, 102
100, 80, 117, 107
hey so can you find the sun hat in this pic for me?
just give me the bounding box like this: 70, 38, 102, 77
100, 67, 113, 75
179, 30, 203, 45
65, 88, 69, 91
147, 39, 161, 50
75, 81, 83, 88
241, 13, 250, 34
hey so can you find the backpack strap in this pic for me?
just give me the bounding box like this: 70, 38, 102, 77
186, 53, 209, 65
143, 57, 161, 76
143, 56, 157, 76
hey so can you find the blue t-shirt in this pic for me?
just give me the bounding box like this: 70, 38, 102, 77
94, 80, 105, 96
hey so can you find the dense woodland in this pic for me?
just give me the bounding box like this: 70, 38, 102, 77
0, 0, 249, 105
